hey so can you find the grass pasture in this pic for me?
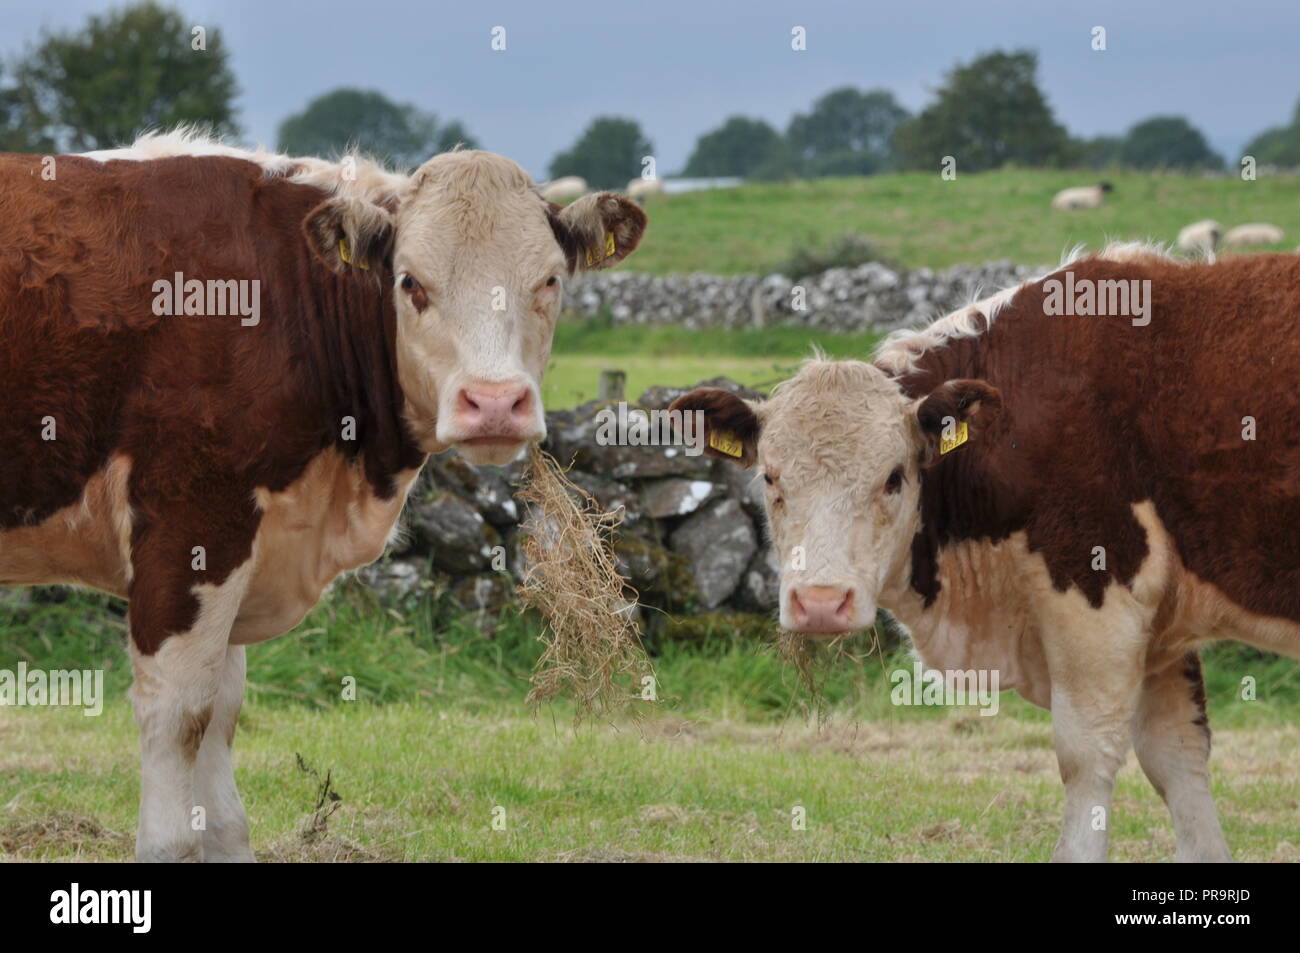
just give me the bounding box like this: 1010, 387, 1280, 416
543, 319, 884, 406
1, 593, 1297, 862
628, 169, 1300, 276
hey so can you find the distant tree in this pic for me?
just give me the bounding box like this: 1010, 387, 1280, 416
787, 87, 909, 175
682, 116, 783, 178
7, 1, 238, 152
1072, 134, 1124, 169
0, 77, 54, 152
746, 137, 801, 181
1119, 116, 1223, 170
1242, 97, 1300, 167
548, 117, 652, 189
278, 88, 477, 167
893, 50, 1071, 172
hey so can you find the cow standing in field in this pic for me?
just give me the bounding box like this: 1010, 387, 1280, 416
674, 244, 1300, 862
0, 131, 646, 861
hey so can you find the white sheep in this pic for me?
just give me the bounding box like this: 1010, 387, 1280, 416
540, 176, 588, 204
1051, 182, 1113, 210
1224, 223, 1285, 247
1177, 219, 1222, 257
627, 176, 664, 202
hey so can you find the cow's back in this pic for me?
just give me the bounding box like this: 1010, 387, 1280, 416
903, 252, 1300, 640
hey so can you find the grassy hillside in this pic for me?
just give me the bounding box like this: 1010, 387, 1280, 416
627, 169, 1300, 275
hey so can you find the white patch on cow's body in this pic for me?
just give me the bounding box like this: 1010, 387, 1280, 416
236, 449, 422, 643
882, 532, 1052, 708
0, 453, 134, 593
193, 644, 253, 862
131, 559, 254, 862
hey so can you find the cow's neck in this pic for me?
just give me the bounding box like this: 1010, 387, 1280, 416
289, 264, 427, 500
882, 320, 1052, 706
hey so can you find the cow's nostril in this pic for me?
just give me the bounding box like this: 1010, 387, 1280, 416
837, 590, 855, 619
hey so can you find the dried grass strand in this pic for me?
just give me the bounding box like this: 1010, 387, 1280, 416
516, 445, 653, 717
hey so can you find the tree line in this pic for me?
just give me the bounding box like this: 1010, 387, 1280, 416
2, 3, 1298, 188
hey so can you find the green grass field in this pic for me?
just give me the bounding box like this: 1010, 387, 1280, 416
543, 319, 883, 405
2, 592, 1297, 862
626, 169, 1300, 276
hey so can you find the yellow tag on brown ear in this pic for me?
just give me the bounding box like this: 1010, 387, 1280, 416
940, 420, 969, 455
585, 233, 617, 268
338, 238, 353, 265
709, 430, 744, 458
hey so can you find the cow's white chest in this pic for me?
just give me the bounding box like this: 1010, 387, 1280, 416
885, 532, 1054, 708
232, 450, 422, 643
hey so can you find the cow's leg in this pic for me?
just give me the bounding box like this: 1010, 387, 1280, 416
130, 560, 253, 863
1133, 653, 1232, 862
193, 644, 254, 862
1039, 601, 1148, 863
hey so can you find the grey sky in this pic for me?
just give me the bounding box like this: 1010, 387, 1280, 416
2, 0, 1297, 177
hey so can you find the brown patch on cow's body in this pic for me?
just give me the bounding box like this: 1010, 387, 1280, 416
0, 153, 423, 653
895, 253, 1300, 652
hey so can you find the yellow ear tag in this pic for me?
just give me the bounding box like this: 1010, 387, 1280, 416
709, 430, 743, 458
338, 238, 368, 270
939, 420, 969, 455
584, 233, 617, 268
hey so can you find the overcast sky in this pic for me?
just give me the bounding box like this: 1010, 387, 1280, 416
2, 0, 1297, 178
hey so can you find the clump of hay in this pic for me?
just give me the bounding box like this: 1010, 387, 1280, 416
774, 611, 897, 701
516, 445, 653, 716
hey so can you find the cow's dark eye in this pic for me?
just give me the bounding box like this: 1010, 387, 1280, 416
546, 276, 558, 287
763, 473, 774, 485
400, 274, 428, 312
885, 467, 904, 493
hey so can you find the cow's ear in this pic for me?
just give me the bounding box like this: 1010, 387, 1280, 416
668, 388, 762, 468
304, 197, 395, 274
549, 192, 647, 273
915, 379, 1002, 465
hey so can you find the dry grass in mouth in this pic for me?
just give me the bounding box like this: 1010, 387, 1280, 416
774, 625, 888, 702
516, 445, 654, 718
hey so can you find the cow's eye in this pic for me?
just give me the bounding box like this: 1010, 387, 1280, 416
763, 473, 775, 486
885, 467, 904, 493
399, 274, 428, 312
546, 276, 558, 288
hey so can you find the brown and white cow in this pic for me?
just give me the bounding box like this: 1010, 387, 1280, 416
674, 243, 1300, 862
0, 130, 646, 861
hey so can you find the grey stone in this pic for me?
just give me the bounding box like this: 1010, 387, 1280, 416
356, 557, 428, 603
732, 546, 781, 614
639, 477, 721, 519
409, 491, 502, 573
668, 499, 758, 609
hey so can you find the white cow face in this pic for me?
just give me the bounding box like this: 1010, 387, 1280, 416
305, 150, 646, 465
672, 361, 999, 635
